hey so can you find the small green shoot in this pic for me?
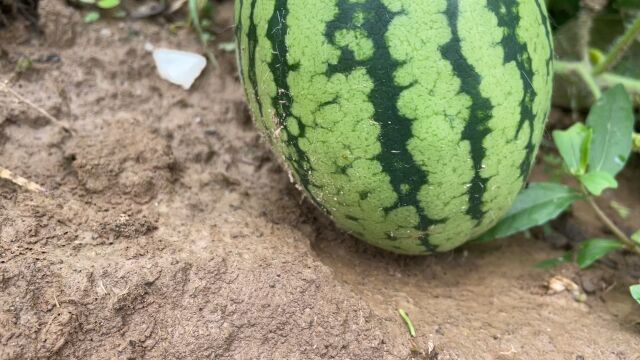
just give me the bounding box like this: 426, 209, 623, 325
188, 0, 218, 69
610, 201, 630, 219
398, 309, 416, 338
15, 57, 33, 74
631, 285, 640, 305
96, 0, 120, 9
84, 11, 101, 23
76, 0, 122, 23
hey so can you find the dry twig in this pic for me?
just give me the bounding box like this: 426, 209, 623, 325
0, 166, 45, 192
0, 79, 73, 133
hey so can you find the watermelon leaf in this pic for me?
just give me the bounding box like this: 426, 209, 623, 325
631, 285, 640, 305
475, 183, 583, 242
578, 171, 618, 196
552, 123, 592, 175
576, 238, 624, 269
586, 85, 634, 177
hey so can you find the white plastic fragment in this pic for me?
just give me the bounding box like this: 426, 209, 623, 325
152, 48, 207, 90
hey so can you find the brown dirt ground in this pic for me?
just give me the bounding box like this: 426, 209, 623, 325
1, 1, 639, 359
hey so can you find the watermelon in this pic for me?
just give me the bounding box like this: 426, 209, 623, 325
235, 0, 554, 255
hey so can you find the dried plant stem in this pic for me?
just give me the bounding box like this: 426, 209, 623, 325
0, 166, 45, 193
0, 80, 72, 133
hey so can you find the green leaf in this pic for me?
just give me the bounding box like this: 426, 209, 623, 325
83, 11, 100, 23
576, 239, 624, 269
578, 171, 619, 196
631, 285, 640, 305
475, 183, 583, 242
614, 0, 640, 10
586, 85, 635, 177
632, 230, 640, 245
552, 123, 592, 175
534, 252, 574, 269
96, 0, 120, 9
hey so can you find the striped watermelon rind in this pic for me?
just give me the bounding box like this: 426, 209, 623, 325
235, 0, 554, 255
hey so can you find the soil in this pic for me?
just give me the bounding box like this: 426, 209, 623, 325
1, 1, 639, 359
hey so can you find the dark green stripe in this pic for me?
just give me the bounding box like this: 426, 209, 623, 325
266, 1, 317, 204
235, 0, 248, 98
487, 0, 538, 179
326, 0, 439, 252
534, 0, 554, 165
247, 0, 263, 118
440, 1, 493, 222
534, 0, 554, 76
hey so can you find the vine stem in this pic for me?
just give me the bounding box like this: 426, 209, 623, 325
555, 61, 602, 99
555, 13, 640, 103
586, 194, 640, 256
597, 73, 640, 96
593, 15, 640, 75
187, 0, 218, 70
555, 60, 640, 102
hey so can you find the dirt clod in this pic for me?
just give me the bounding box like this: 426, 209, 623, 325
67, 118, 176, 204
